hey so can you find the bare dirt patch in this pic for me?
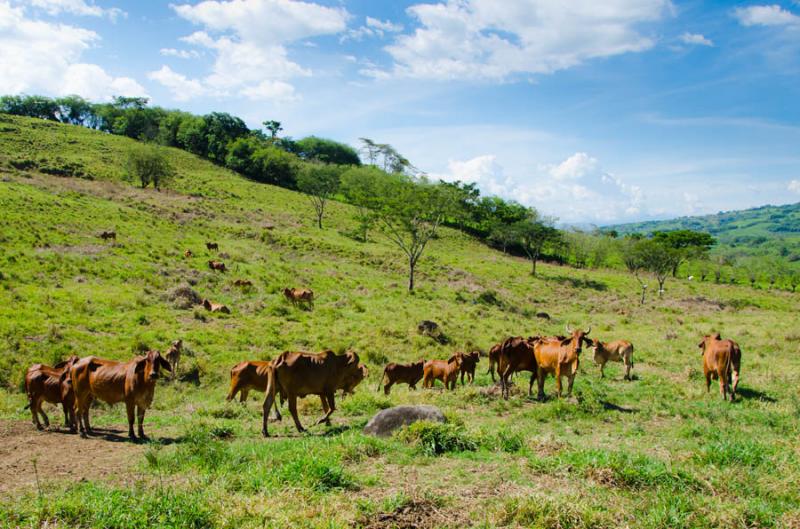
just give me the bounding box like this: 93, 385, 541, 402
0, 420, 144, 495
357, 498, 467, 529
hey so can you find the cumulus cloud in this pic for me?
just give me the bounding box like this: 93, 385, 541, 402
789, 180, 800, 193
26, 0, 125, 20
152, 0, 348, 102
341, 16, 404, 42
734, 4, 800, 27
375, 0, 672, 80
0, 2, 145, 99
160, 48, 202, 59
147, 66, 206, 101
679, 32, 713, 46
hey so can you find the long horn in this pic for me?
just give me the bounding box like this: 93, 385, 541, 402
565, 323, 572, 335
584, 325, 592, 335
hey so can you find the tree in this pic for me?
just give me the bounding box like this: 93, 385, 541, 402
251, 145, 300, 188
125, 146, 175, 190
640, 240, 676, 297
55, 95, 94, 126
263, 120, 282, 140
203, 112, 249, 164
488, 222, 518, 253
513, 212, 559, 277
296, 164, 340, 229
295, 136, 361, 166
652, 230, 716, 277
786, 269, 800, 293
339, 166, 384, 242
713, 254, 734, 284
621, 237, 649, 304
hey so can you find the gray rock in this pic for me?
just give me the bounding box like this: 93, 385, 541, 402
363, 405, 445, 437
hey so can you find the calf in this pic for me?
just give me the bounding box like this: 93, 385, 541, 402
202, 299, 230, 313
208, 260, 227, 272
283, 287, 314, 308
451, 350, 480, 385
533, 327, 592, 399
24, 356, 79, 431
206, 242, 219, 251
487, 342, 502, 382
699, 333, 742, 401
498, 336, 538, 400
71, 350, 171, 440
591, 339, 634, 380
423, 354, 463, 390
376, 360, 425, 395
184, 249, 193, 258
165, 339, 183, 376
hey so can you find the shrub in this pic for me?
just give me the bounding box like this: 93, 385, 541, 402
125, 145, 175, 190
398, 421, 478, 456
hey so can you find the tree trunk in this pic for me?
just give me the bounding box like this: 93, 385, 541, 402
317, 213, 323, 229
640, 285, 647, 305
408, 257, 416, 292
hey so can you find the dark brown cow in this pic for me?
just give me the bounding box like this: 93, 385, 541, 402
591, 339, 634, 380
533, 327, 591, 399
376, 360, 425, 395
208, 260, 227, 272
698, 333, 742, 401
206, 242, 219, 251
283, 287, 314, 308
233, 279, 253, 288
99, 230, 116, 241
165, 339, 183, 376
202, 299, 230, 313
262, 350, 360, 436
450, 350, 480, 385
24, 356, 79, 431
498, 336, 539, 400
423, 355, 463, 390
71, 350, 171, 440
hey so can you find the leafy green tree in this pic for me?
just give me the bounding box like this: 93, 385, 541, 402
125, 146, 175, 190
203, 112, 249, 164
296, 136, 360, 166
621, 237, 649, 304
652, 230, 716, 277
340, 166, 385, 242
55, 95, 94, 126
296, 164, 341, 229
263, 120, 282, 140
512, 212, 559, 276
250, 145, 300, 188
0, 95, 59, 120
176, 116, 208, 156
488, 222, 518, 254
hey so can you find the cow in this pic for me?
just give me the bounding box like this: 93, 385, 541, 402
70, 350, 171, 440
423, 354, 463, 390
262, 350, 361, 436
341, 362, 368, 396
533, 326, 592, 400
376, 360, 425, 395
698, 333, 742, 401
591, 339, 634, 380
202, 299, 230, 313
498, 336, 539, 400
206, 242, 219, 251
165, 339, 183, 376
99, 230, 116, 241
487, 342, 502, 382
233, 279, 253, 288
24, 356, 79, 431
451, 350, 480, 385
283, 287, 314, 308
184, 249, 193, 258
208, 260, 227, 272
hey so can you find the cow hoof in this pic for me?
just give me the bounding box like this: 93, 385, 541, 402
36, 424, 44, 431
262, 431, 270, 438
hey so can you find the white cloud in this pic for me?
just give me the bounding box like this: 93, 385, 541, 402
157, 0, 349, 101
679, 32, 713, 46
377, 0, 672, 80
27, 0, 125, 20
160, 48, 202, 59
0, 2, 145, 99
366, 16, 403, 33
789, 180, 800, 193
342, 16, 403, 42
734, 4, 800, 27
147, 66, 206, 101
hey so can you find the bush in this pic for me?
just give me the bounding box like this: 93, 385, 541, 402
398, 421, 478, 456
125, 145, 175, 190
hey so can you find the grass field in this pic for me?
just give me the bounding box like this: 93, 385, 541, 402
1, 114, 799, 528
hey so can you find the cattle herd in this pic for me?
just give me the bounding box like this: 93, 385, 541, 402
23, 240, 743, 440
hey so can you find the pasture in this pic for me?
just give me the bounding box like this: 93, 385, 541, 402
0, 115, 799, 528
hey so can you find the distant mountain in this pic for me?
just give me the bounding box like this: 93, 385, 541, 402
610, 202, 800, 261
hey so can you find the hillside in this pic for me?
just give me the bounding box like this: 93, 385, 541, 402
1, 115, 799, 528
611, 202, 800, 261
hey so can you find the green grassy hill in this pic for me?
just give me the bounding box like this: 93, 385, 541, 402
1, 114, 799, 528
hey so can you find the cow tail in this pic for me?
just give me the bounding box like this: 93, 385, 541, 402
376, 367, 387, 392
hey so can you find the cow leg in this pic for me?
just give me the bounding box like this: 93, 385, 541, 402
30, 397, 43, 430
599, 361, 605, 378
460, 370, 465, 386
555, 366, 563, 398
528, 372, 535, 396
316, 391, 335, 426
126, 400, 137, 440
66, 402, 77, 433
719, 371, 728, 401
384, 381, 393, 395
38, 401, 50, 428
567, 374, 575, 396
288, 395, 305, 433
62, 402, 71, 428
730, 367, 740, 401
240, 389, 249, 403
488, 362, 496, 382
624, 359, 631, 381
137, 406, 147, 439
536, 369, 545, 401
705, 370, 712, 394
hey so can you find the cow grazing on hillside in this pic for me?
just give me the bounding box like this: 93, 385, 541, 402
166, 339, 183, 376
698, 333, 742, 401
99, 230, 116, 241
202, 299, 230, 313
591, 339, 634, 380
184, 249, 193, 258
206, 242, 219, 251
262, 350, 361, 436
533, 326, 592, 399
208, 260, 227, 272
283, 287, 314, 308
451, 350, 480, 385
376, 360, 425, 395
423, 355, 463, 390
498, 336, 539, 400
25, 356, 80, 431
71, 350, 171, 440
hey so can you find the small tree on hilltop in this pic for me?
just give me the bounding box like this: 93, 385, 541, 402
126, 146, 174, 190
296, 163, 340, 229
340, 166, 384, 242
653, 230, 716, 277
513, 211, 559, 277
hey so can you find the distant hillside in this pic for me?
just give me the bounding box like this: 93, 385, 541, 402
611, 202, 800, 261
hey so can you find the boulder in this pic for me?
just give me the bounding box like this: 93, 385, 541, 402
363, 405, 445, 437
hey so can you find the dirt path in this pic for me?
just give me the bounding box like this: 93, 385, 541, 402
0, 420, 144, 495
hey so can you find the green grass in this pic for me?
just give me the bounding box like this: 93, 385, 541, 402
1, 115, 799, 527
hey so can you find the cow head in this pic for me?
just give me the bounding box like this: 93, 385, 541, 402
564, 325, 592, 353
698, 333, 721, 354
136, 350, 172, 382
171, 339, 183, 351
202, 299, 212, 310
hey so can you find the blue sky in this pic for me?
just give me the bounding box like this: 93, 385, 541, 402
2, 0, 800, 225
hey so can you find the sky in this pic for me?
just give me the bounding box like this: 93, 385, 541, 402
1, 0, 800, 225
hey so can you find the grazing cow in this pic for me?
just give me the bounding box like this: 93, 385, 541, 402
423, 354, 463, 390
450, 350, 480, 385
498, 336, 539, 400
184, 249, 193, 258
698, 333, 742, 401
591, 339, 634, 380
262, 350, 361, 436
24, 356, 79, 431
533, 326, 592, 399
202, 299, 230, 313
99, 230, 116, 241
376, 360, 425, 395
208, 260, 227, 272
71, 350, 171, 440
206, 242, 219, 251
233, 279, 253, 288
227, 360, 273, 403
283, 287, 314, 308
165, 339, 183, 376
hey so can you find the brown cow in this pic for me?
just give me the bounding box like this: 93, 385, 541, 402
487, 342, 502, 382
591, 339, 634, 380
24, 356, 79, 431
340, 362, 368, 396
166, 339, 183, 376
71, 350, 171, 440
376, 360, 425, 395
206, 242, 219, 251
262, 350, 361, 436
423, 354, 463, 390
100, 230, 116, 241
450, 350, 480, 385
283, 287, 314, 308
533, 326, 591, 399
208, 260, 227, 272
202, 299, 230, 313
184, 249, 193, 258
233, 279, 253, 288
698, 333, 742, 401
498, 336, 539, 400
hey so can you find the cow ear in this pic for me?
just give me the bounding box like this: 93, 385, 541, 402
159, 356, 172, 372
135, 358, 147, 374
561, 338, 572, 347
